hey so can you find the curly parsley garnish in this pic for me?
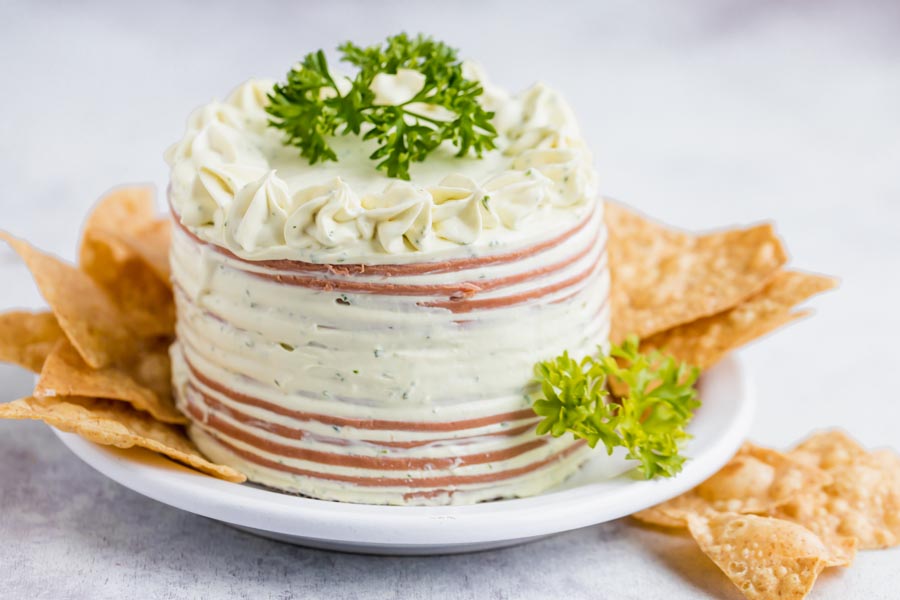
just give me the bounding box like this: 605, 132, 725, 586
265, 33, 498, 180
532, 336, 701, 479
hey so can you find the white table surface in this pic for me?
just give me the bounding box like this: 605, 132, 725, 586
1, 1, 898, 598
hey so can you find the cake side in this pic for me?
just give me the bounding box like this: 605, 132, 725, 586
169, 201, 609, 505
166, 49, 610, 505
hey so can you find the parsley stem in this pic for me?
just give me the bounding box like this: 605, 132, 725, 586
400, 110, 446, 126
265, 33, 498, 178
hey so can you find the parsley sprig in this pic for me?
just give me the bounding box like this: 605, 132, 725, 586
265, 33, 498, 180
532, 336, 701, 479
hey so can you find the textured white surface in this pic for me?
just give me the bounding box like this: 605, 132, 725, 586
0, 0, 898, 598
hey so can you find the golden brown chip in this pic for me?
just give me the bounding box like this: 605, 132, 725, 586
1, 232, 138, 369
605, 203, 788, 342
79, 186, 170, 281
687, 512, 850, 600
0, 311, 64, 373
777, 432, 900, 549
0, 395, 244, 482
79, 187, 174, 337
35, 338, 186, 424
632, 502, 700, 528
80, 232, 175, 338
633, 443, 831, 527
788, 430, 866, 471
642, 271, 836, 368
871, 448, 900, 475
127, 218, 172, 284
774, 488, 896, 552
81, 185, 156, 238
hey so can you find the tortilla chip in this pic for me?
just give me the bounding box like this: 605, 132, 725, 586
0, 311, 64, 373
0, 232, 138, 369
82, 185, 156, 234
774, 486, 897, 552
872, 448, 900, 475
777, 432, 900, 549
81, 233, 175, 338
633, 443, 831, 527
687, 512, 850, 600
632, 502, 701, 529
127, 218, 172, 284
80, 186, 171, 282
80, 187, 174, 337
642, 271, 836, 368
605, 203, 787, 342
788, 430, 866, 471
0, 395, 244, 482
35, 338, 186, 424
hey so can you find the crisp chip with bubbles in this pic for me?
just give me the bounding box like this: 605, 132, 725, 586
0, 232, 138, 369
788, 430, 866, 471
35, 338, 186, 425
79, 185, 171, 284
633, 443, 831, 528
0, 395, 243, 482
0, 311, 64, 373
126, 218, 172, 284
80, 185, 157, 236
79, 187, 174, 337
776, 431, 900, 550
687, 512, 854, 600
642, 271, 836, 369
633, 431, 900, 597
605, 202, 788, 342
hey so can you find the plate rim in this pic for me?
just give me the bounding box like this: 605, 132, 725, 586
52, 355, 754, 548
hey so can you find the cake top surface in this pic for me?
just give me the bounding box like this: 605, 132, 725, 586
166, 58, 599, 264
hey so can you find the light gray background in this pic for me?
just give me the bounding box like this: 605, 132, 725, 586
1, 1, 898, 598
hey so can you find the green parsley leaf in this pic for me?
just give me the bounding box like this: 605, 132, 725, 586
266, 33, 498, 180
532, 336, 701, 479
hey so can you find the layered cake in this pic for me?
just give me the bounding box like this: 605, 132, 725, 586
166, 58, 609, 505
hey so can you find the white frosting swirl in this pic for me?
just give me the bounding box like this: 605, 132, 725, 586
359, 181, 433, 253
483, 170, 553, 228
284, 178, 363, 248
167, 65, 599, 261
197, 162, 268, 215
430, 174, 499, 245
225, 79, 276, 128
369, 69, 426, 106
225, 171, 292, 252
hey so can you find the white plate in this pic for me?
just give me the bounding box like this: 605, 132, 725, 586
53, 355, 753, 555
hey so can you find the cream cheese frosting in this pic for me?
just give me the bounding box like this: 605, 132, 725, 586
165, 64, 598, 263
169, 203, 610, 504
167, 59, 609, 505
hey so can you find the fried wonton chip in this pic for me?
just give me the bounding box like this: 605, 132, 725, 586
0, 232, 137, 369
35, 338, 185, 424
642, 271, 836, 368
80, 186, 171, 278
0, 395, 244, 482
80, 187, 174, 337
605, 203, 787, 342
633, 443, 831, 528
80, 233, 175, 338
80, 186, 171, 283
788, 430, 866, 471
126, 218, 172, 284
776, 431, 900, 549
687, 512, 852, 600
0, 311, 64, 373
82, 185, 157, 236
